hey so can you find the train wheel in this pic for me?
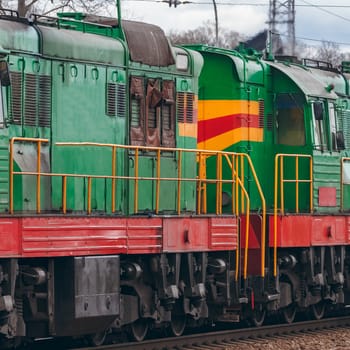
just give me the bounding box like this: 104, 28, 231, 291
281, 303, 296, 324
130, 318, 149, 342
87, 330, 107, 346
250, 304, 266, 327
310, 301, 325, 320
168, 314, 186, 337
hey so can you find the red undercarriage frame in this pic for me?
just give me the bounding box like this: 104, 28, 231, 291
270, 214, 350, 247
0, 216, 238, 258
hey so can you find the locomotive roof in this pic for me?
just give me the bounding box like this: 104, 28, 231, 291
53, 13, 175, 67
266, 61, 339, 99
122, 20, 175, 67
0, 18, 39, 53
38, 25, 125, 65
0, 15, 125, 65
0, 12, 175, 68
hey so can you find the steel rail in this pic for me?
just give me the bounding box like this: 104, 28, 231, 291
83, 316, 350, 350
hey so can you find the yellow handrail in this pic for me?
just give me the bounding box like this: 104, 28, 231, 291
223, 153, 266, 278
134, 148, 139, 213
9, 138, 268, 282
177, 150, 182, 215
273, 153, 313, 277
111, 145, 117, 213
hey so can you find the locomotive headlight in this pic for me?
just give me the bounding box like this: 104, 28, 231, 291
176, 53, 189, 71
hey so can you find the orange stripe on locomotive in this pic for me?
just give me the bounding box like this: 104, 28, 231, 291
197, 100, 263, 150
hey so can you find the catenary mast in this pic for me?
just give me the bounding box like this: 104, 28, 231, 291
268, 0, 296, 55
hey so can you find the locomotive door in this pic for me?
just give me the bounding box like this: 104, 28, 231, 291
0, 61, 10, 213
128, 76, 178, 214
311, 100, 342, 213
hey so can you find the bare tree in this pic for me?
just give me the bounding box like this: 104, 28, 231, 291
168, 20, 243, 49
295, 40, 350, 68
0, 0, 116, 17
314, 41, 350, 68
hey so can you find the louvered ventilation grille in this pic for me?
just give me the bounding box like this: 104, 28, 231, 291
24, 74, 37, 126
131, 99, 141, 127
177, 92, 185, 123
186, 93, 194, 123
148, 107, 157, 128
10, 72, 22, 125
106, 83, 116, 116
266, 113, 273, 130
177, 92, 194, 123
38, 75, 51, 127
107, 83, 126, 117
258, 99, 264, 128
163, 105, 171, 130
339, 109, 350, 149
117, 84, 126, 117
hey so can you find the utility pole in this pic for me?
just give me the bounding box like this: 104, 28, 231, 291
268, 0, 295, 56
212, 0, 218, 46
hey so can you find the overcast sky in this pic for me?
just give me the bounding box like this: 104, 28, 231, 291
119, 0, 350, 50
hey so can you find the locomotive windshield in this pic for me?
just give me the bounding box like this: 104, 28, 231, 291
276, 93, 305, 146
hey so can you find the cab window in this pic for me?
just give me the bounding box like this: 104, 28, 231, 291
276, 93, 305, 146
329, 102, 338, 151
313, 101, 328, 151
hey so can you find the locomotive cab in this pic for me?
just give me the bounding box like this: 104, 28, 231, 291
267, 59, 346, 213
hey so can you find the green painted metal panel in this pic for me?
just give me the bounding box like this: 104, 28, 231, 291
159, 156, 178, 212
128, 155, 154, 214
180, 151, 196, 213
313, 154, 341, 213
51, 61, 127, 213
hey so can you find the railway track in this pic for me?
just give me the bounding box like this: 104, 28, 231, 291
27, 315, 350, 350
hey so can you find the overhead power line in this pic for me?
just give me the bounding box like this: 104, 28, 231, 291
275, 31, 350, 47
299, 0, 350, 23
124, 0, 350, 8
